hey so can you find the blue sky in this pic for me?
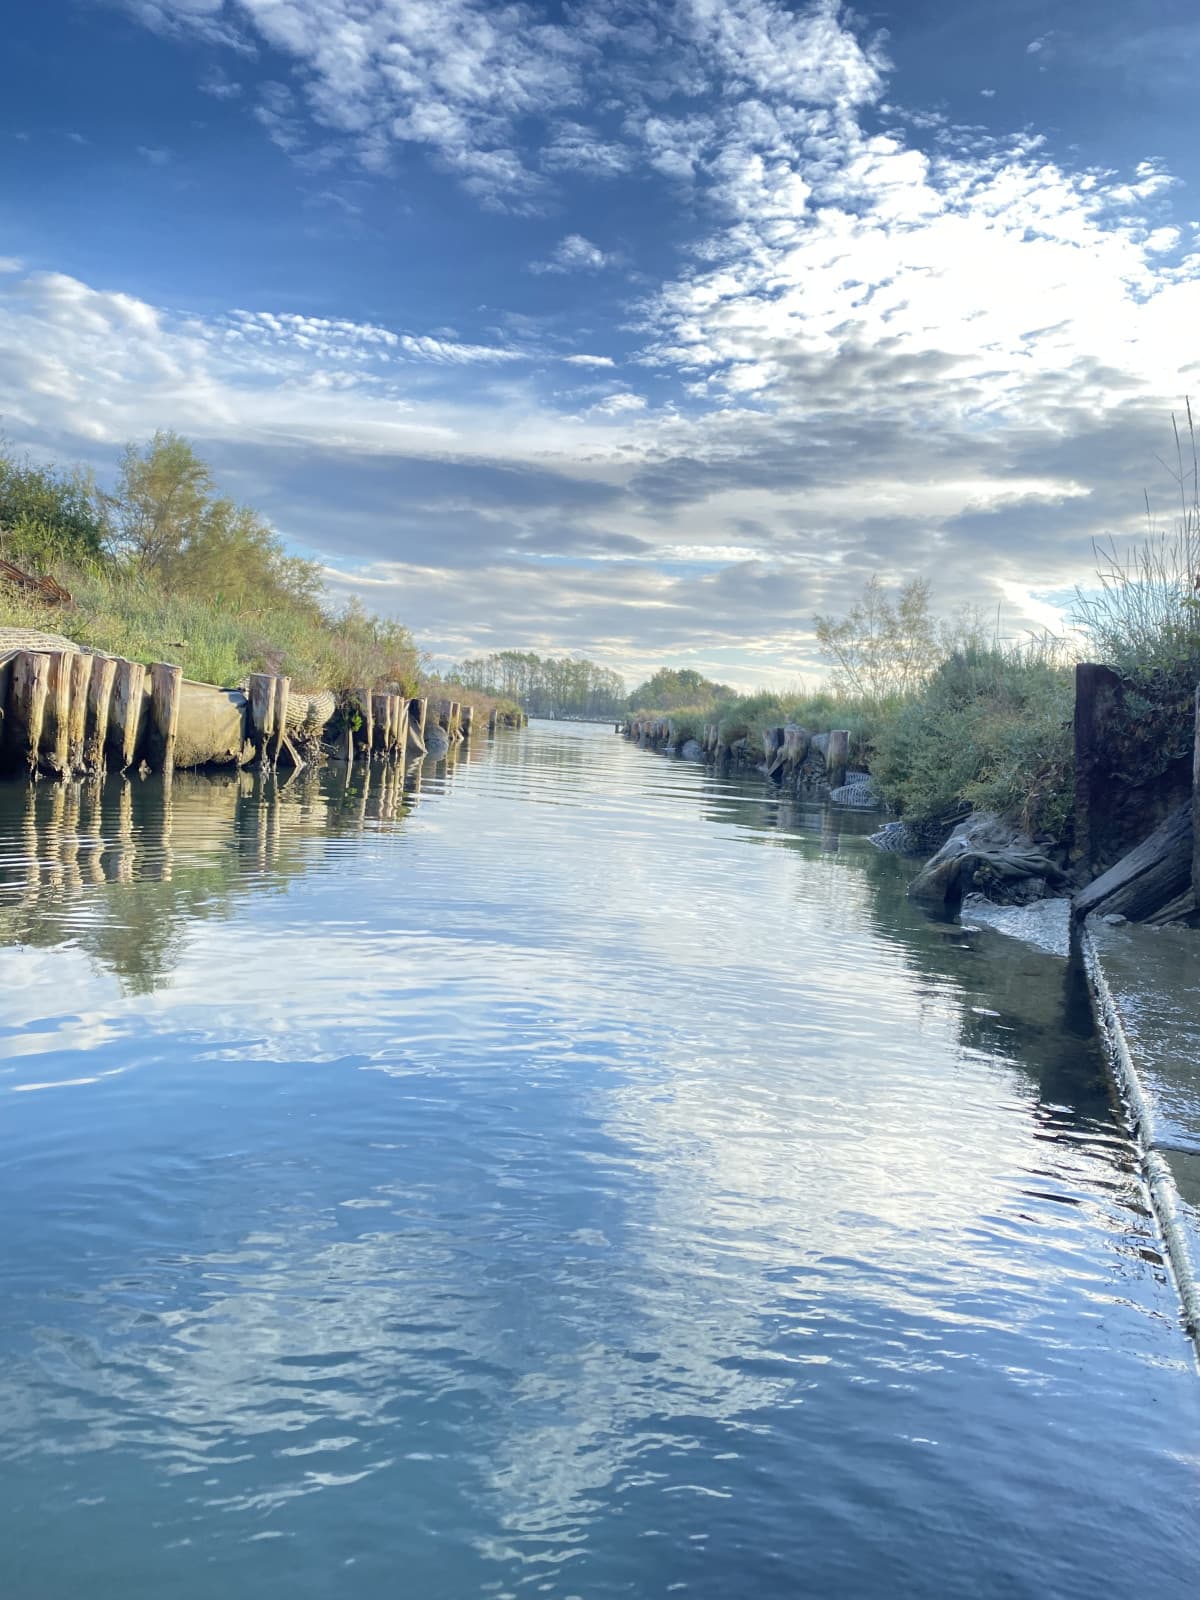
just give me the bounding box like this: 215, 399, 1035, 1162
3, 0, 1200, 687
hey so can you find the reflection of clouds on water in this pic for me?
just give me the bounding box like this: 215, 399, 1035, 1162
0, 728, 1196, 1596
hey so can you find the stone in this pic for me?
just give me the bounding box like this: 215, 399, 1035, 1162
907, 812, 1066, 908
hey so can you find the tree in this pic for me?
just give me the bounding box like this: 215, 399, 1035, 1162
109, 431, 213, 573
813, 576, 944, 705
627, 667, 732, 711
448, 651, 626, 718
0, 446, 108, 569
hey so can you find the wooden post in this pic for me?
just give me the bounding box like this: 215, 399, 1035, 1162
827, 729, 850, 791
395, 696, 409, 760
410, 697, 429, 741
353, 688, 373, 760
248, 672, 277, 763
10, 652, 50, 773
85, 656, 116, 771
68, 652, 93, 770
488, 708, 498, 736
1073, 662, 1125, 871
44, 651, 72, 775
148, 662, 182, 772
461, 704, 474, 739
270, 676, 290, 766
372, 692, 390, 754
109, 659, 146, 772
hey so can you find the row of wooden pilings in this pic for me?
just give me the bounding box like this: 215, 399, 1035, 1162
2, 650, 183, 780
0, 646, 512, 783
620, 715, 851, 789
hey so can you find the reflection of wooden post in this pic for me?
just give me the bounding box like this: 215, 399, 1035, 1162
271, 676, 289, 766
115, 777, 135, 883
10, 652, 50, 773
827, 729, 849, 791
68, 653, 93, 769
82, 778, 105, 884
248, 673, 277, 764
86, 657, 116, 772
149, 663, 182, 772
111, 659, 147, 771
45, 651, 72, 774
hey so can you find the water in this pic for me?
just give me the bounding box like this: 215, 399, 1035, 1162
0, 722, 1197, 1600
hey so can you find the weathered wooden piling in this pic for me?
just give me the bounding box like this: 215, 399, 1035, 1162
410, 697, 428, 742
461, 704, 474, 739
9, 652, 50, 772
248, 672, 277, 765
67, 652, 93, 768
372, 692, 390, 754
488, 708, 498, 736
85, 656, 116, 771
147, 663, 182, 772
109, 658, 146, 772
827, 729, 849, 791
44, 651, 72, 775
1073, 662, 1124, 871
271, 676, 290, 766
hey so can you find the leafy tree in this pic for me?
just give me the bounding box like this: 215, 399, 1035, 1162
109, 431, 214, 573
814, 576, 950, 705
627, 667, 732, 710
450, 650, 626, 718
0, 447, 108, 569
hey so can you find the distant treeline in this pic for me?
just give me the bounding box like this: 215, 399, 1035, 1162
449, 650, 627, 720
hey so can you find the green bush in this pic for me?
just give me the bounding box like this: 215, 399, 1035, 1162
0, 449, 108, 570
871, 645, 1075, 839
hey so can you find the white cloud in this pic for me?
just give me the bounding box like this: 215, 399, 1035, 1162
26, 3, 1200, 673
136, 145, 173, 165
199, 66, 243, 99
591, 392, 647, 415
529, 233, 614, 274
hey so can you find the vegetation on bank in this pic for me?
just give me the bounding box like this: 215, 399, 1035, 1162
628, 452, 1200, 850
449, 650, 626, 721
1, 434, 421, 693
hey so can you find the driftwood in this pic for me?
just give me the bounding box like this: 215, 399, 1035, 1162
1074, 803, 1193, 922
0, 557, 72, 605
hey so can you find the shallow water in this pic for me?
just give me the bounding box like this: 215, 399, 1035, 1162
0, 721, 1197, 1600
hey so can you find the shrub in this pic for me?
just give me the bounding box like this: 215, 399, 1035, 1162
871, 644, 1075, 839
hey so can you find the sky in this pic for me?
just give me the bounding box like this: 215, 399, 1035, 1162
2, 0, 1200, 689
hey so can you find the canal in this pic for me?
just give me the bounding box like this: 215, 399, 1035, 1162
0, 720, 1197, 1598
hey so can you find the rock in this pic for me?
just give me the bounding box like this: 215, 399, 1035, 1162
907, 812, 1066, 909
424, 724, 450, 758
680, 739, 705, 762
1102, 913, 1127, 926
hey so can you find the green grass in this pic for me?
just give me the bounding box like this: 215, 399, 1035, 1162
1, 567, 422, 694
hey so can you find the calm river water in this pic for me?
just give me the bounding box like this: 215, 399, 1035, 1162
0, 721, 1197, 1599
